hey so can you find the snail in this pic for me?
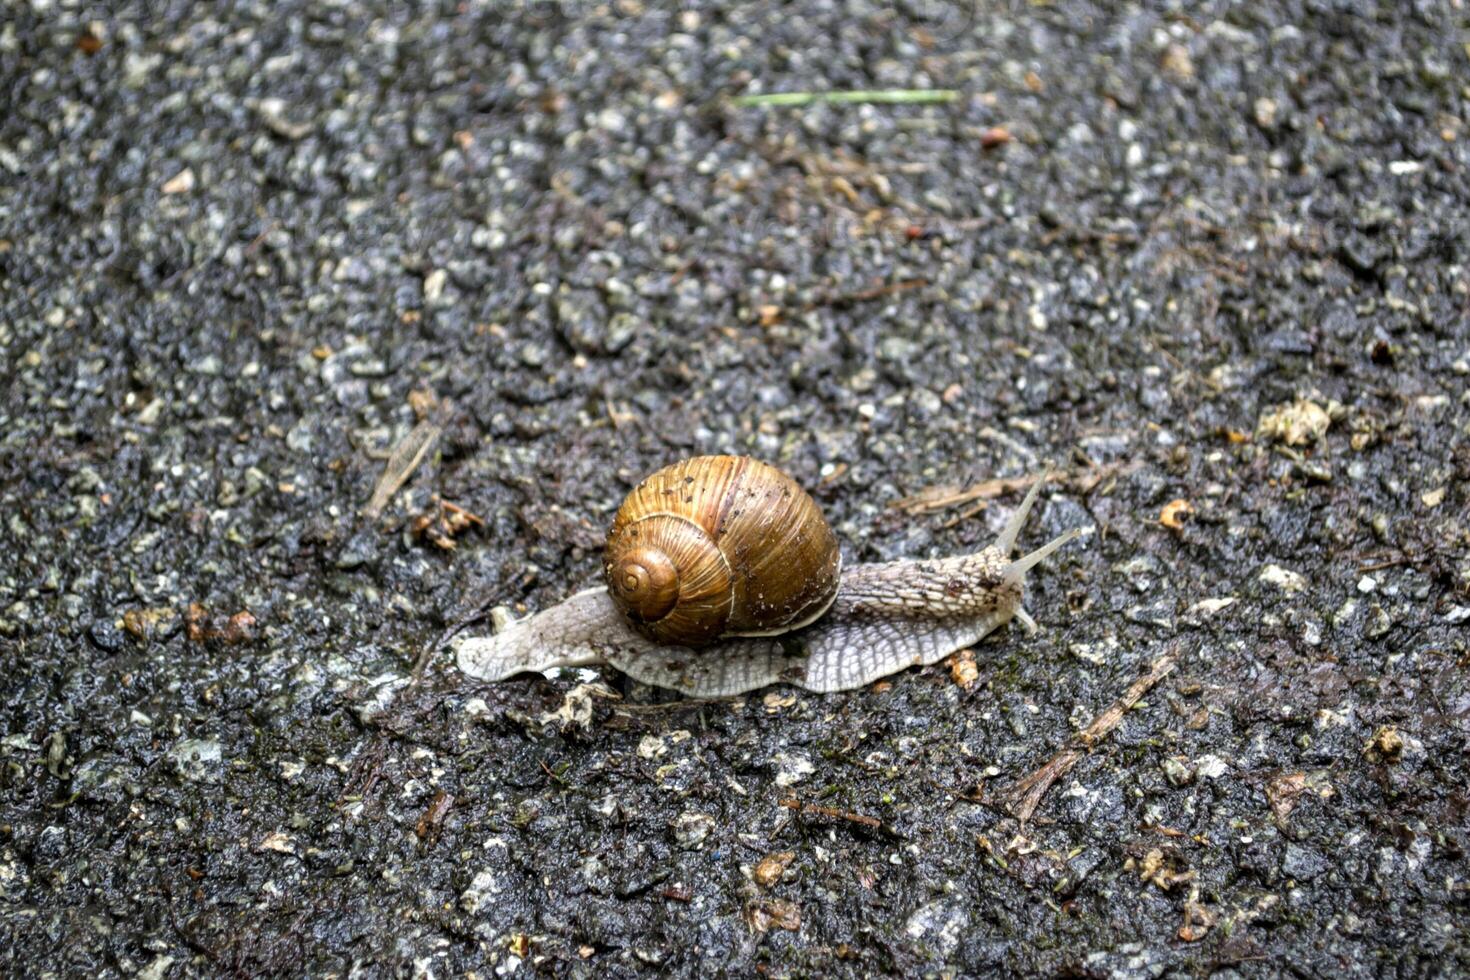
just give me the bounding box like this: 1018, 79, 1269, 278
453, 455, 1085, 697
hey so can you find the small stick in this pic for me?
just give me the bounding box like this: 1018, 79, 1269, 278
891, 461, 1140, 516
1355, 551, 1439, 573
730, 89, 958, 108
414, 790, 455, 844
1005, 648, 1179, 823
335, 737, 389, 809
891, 475, 1037, 515
779, 797, 886, 832
364, 418, 443, 519
538, 758, 569, 787
940, 499, 989, 529
439, 499, 485, 525
803, 277, 928, 311
409, 572, 536, 686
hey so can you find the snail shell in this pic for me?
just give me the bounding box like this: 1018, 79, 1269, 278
603, 455, 841, 647
454, 468, 1088, 697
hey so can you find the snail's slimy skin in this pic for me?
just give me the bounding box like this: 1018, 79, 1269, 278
453, 479, 1086, 697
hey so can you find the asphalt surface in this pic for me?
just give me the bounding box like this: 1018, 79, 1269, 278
2, 1, 1468, 976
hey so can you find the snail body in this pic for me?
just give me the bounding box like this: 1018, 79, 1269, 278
454, 459, 1084, 697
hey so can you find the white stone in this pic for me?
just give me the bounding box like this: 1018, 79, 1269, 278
1259, 565, 1307, 594
773, 753, 815, 787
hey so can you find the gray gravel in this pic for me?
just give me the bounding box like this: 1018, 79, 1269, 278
2, 0, 1468, 976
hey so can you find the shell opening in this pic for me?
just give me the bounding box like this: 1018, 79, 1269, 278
609, 547, 680, 624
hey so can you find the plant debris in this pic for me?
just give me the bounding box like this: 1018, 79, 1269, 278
1159, 498, 1195, 529
891, 462, 1135, 516
947, 648, 980, 689
1256, 398, 1331, 447
184, 604, 259, 646
409, 497, 485, 550
753, 852, 796, 889
1006, 649, 1179, 822
779, 797, 888, 834
364, 417, 444, 519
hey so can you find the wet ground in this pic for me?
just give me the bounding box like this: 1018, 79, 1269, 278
3, 0, 1468, 976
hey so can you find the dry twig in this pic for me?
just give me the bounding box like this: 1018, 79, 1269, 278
802, 277, 928, 311
364, 418, 443, 519
1005, 647, 1180, 822
891, 461, 1138, 517
779, 797, 889, 834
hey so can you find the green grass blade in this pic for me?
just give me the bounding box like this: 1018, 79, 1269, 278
729, 89, 959, 108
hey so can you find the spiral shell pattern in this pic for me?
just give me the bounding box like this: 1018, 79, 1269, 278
603, 456, 842, 647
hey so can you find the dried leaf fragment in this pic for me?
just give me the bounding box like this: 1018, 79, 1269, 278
1179, 897, 1216, 941
1364, 725, 1404, 764
745, 897, 801, 933
536, 682, 620, 730
753, 851, 796, 888
947, 648, 980, 689
1266, 770, 1334, 827
407, 388, 439, 419
415, 790, 455, 843
364, 417, 443, 519
185, 604, 258, 645
1127, 847, 1196, 892
411, 498, 485, 551
1256, 398, 1330, 447
762, 690, 797, 712
1159, 498, 1195, 529
979, 126, 1011, 149
122, 606, 180, 642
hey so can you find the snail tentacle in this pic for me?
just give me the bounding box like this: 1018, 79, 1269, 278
1013, 607, 1039, 634
1002, 526, 1085, 586
994, 471, 1048, 555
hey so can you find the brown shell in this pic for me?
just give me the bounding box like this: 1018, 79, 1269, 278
603, 456, 842, 647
